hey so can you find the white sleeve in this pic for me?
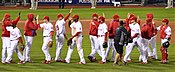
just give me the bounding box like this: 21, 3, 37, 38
103, 24, 108, 33
76, 23, 82, 32
157, 26, 161, 31
6, 26, 13, 31
165, 27, 171, 38
136, 24, 140, 34
39, 23, 44, 28
16, 28, 22, 38
50, 24, 54, 31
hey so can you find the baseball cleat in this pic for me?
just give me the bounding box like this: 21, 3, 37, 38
127, 60, 133, 62
106, 60, 110, 62
99, 61, 105, 64
60, 60, 68, 63
55, 60, 62, 62
141, 62, 148, 64
18, 61, 25, 64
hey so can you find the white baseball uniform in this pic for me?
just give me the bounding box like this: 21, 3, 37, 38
39, 22, 54, 61
124, 23, 144, 62
105, 39, 116, 61
64, 21, 86, 64
157, 25, 171, 44
96, 22, 108, 62
147, 35, 158, 59
1, 37, 10, 63
55, 19, 66, 61
5, 26, 24, 63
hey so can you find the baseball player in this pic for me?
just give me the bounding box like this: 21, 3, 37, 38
5, 22, 25, 64
87, 13, 101, 62
141, 18, 155, 64
97, 16, 108, 64
123, 16, 144, 64
23, 13, 38, 62
37, 16, 54, 64
61, 14, 86, 64
146, 13, 158, 59
157, 19, 171, 63
113, 20, 130, 65
105, 14, 120, 62
1, 13, 20, 64
125, 13, 141, 62
55, 8, 72, 62
30, 0, 38, 10
165, 0, 173, 9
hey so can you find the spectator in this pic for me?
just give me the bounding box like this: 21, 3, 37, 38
91, 0, 97, 9
59, 0, 65, 9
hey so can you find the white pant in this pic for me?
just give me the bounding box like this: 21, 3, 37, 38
1, 37, 11, 63
55, 34, 64, 61
91, 0, 97, 7
30, 0, 38, 10
95, 36, 106, 62
89, 35, 102, 57
124, 37, 144, 62
105, 39, 116, 61
42, 37, 52, 61
23, 36, 33, 62
142, 38, 149, 63
65, 36, 86, 64
167, 0, 174, 7
5, 40, 24, 62
147, 36, 158, 59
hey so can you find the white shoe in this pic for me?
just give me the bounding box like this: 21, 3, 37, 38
165, 7, 170, 9
29, 8, 33, 10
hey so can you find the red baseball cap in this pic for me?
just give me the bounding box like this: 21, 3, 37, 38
43, 16, 49, 20
130, 16, 137, 21
57, 14, 63, 19
27, 13, 34, 21
73, 14, 79, 19
92, 13, 98, 18
162, 18, 169, 24
146, 13, 153, 19
129, 14, 135, 19
4, 13, 10, 19
113, 14, 120, 19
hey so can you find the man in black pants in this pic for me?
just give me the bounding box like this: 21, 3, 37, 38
59, 0, 65, 9
114, 20, 130, 66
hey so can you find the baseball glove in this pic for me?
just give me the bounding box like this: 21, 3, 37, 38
20, 45, 25, 52
67, 38, 72, 46
48, 41, 53, 48
103, 42, 108, 48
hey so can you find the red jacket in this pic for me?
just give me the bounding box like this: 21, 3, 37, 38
141, 23, 153, 39
1, 16, 20, 37
108, 20, 119, 38
24, 14, 38, 36
89, 20, 99, 36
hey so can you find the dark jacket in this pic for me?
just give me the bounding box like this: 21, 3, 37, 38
114, 26, 130, 46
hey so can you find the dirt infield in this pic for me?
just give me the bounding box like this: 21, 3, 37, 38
1, 19, 174, 44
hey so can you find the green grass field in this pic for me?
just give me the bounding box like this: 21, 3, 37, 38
0, 8, 175, 72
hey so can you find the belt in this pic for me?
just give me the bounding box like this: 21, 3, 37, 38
98, 35, 104, 37
10, 39, 18, 41
43, 36, 50, 37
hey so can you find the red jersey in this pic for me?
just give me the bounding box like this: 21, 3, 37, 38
1, 16, 20, 37
24, 20, 38, 36
89, 20, 100, 36
108, 20, 119, 38
141, 23, 153, 39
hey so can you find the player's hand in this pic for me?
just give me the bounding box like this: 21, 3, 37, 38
127, 13, 130, 18
137, 16, 140, 20
19, 12, 21, 17
69, 17, 73, 20
69, 8, 73, 13
36, 15, 39, 20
